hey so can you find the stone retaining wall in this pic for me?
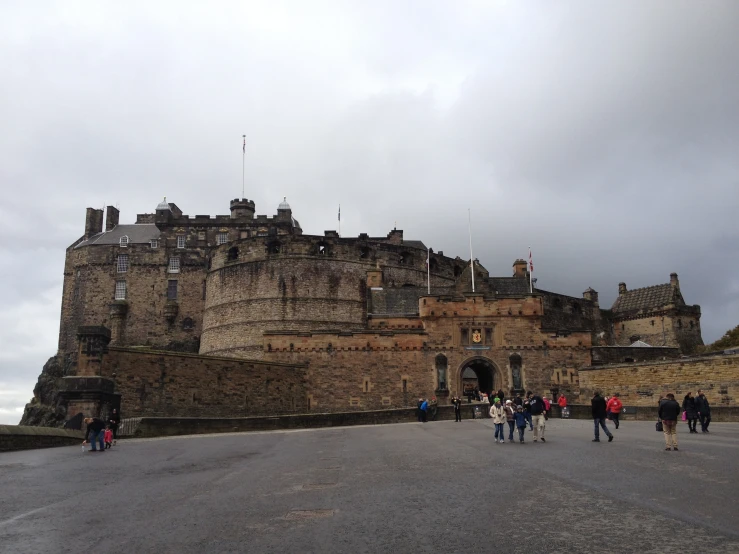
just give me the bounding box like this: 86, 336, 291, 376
0, 425, 85, 452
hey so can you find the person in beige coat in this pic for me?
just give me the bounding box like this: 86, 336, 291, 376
490, 397, 507, 443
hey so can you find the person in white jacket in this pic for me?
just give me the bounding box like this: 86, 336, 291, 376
489, 398, 507, 443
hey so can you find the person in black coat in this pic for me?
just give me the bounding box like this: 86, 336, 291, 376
108, 408, 121, 443
695, 389, 711, 433
451, 396, 463, 422
659, 393, 682, 450
83, 417, 106, 452
682, 392, 699, 433
591, 391, 613, 442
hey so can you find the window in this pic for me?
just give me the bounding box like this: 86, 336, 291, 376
117, 254, 129, 273
399, 252, 411, 264
461, 328, 469, 345
150, 239, 159, 249
198, 231, 206, 241
677, 319, 683, 329
267, 241, 281, 254
119, 235, 129, 247
114, 280, 127, 300
177, 235, 185, 249
651, 320, 655, 326
402, 379, 407, 393
485, 327, 493, 344
435, 354, 448, 390
227, 246, 239, 261
168, 257, 180, 273
360, 246, 371, 259
216, 232, 228, 245
318, 242, 327, 255
182, 317, 194, 330
167, 280, 178, 300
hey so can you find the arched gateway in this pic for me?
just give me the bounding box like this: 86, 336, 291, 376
459, 357, 500, 398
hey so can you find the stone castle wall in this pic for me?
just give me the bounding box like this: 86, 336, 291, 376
58, 241, 206, 368
97, 347, 307, 418
200, 235, 461, 359
579, 354, 739, 406
265, 295, 592, 410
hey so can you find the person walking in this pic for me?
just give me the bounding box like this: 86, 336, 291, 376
542, 395, 551, 420
529, 391, 547, 442
514, 406, 528, 443
452, 395, 463, 422
659, 393, 681, 451
523, 393, 534, 431
82, 417, 106, 452
606, 393, 623, 429
108, 408, 121, 445
419, 399, 429, 423
490, 398, 507, 443
591, 391, 614, 443
504, 400, 515, 442
696, 389, 711, 433
557, 394, 568, 418
682, 392, 699, 433
417, 398, 424, 422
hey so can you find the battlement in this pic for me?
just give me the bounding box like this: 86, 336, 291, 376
419, 294, 543, 318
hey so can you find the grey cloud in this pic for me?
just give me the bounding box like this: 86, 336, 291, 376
0, 1, 737, 422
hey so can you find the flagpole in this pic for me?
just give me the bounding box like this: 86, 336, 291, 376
242, 135, 246, 198
338, 204, 341, 238
468, 209, 475, 293
427, 247, 431, 295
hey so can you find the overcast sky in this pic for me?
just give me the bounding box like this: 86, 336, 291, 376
1, 1, 737, 424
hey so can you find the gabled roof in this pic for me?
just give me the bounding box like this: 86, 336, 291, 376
489, 277, 530, 295
74, 224, 161, 249
611, 283, 683, 313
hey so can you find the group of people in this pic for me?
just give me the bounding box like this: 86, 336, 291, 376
487, 391, 549, 443
81, 408, 121, 452
658, 389, 712, 451
590, 389, 713, 450
416, 397, 438, 422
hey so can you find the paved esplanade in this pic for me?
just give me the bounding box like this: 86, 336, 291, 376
1, 420, 738, 553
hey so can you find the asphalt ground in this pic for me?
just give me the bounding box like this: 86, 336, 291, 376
1, 418, 738, 554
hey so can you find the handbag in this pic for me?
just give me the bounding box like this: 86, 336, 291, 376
681, 411, 687, 421
656, 420, 663, 432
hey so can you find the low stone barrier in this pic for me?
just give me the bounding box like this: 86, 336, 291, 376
0, 425, 85, 452
120, 403, 492, 438
550, 405, 739, 421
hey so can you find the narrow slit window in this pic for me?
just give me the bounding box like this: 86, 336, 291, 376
167, 280, 178, 300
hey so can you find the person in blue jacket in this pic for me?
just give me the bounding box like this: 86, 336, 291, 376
513, 406, 528, 443
419, 399, 429, 423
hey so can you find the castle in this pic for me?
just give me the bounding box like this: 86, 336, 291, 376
22, 197, 705, 425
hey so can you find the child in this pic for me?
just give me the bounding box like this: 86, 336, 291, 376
514, 406, 527, 443
104, 426, 113, 449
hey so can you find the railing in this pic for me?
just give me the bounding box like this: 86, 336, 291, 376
118, 418, 142, 437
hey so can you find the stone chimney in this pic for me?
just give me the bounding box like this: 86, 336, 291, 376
84, 208, 104, 239
512, 259, 528, 278
105, 206, 119, 232
583, 287, 599, 305
670, 272, 679, 290
618, 282, 627, 295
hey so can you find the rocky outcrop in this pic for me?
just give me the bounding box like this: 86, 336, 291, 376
19, 356, 68, 427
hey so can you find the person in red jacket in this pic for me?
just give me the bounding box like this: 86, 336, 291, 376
606, 392, 623, 429
558, 395, 567, 408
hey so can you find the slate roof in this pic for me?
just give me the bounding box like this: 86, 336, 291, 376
74, 224, 161, 249
611, 283, 682, 313
403, 240, 427, 250
489, 277, 530, 295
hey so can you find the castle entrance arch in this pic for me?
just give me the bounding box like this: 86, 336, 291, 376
458, 357, 499, 399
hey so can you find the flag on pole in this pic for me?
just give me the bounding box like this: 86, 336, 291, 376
243, 135, 246, 154
529, 247, 534, 272
338, 205, 341, 222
